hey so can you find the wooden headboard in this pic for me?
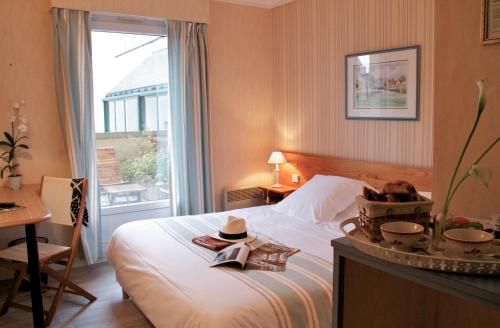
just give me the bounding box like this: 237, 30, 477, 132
280, 152, 432, 192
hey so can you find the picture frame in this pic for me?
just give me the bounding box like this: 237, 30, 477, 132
481, 0, 500, 45
345, 46, 420, 121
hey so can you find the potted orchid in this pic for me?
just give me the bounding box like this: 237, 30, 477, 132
0, 101, 30, 190
432, 79, 500, 247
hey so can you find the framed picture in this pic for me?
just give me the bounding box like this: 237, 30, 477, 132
345, 46, 420, 120
481, 0, 500, 45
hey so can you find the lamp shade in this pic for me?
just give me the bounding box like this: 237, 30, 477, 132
267, 151, 286, 165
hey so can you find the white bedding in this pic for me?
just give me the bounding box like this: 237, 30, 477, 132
107, 205, 343, 327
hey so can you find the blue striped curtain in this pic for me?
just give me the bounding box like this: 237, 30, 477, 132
52, 8, 100, 264
167, 21, 214, 215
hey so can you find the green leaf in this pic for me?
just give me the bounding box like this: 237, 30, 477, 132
3, 132, 14, 145
0, 141, 10, 147
18, 144, 29, 149
0, 167, 8, 179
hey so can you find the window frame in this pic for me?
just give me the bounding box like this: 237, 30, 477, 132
91, 14, 170, 216
91, 13, 167, 36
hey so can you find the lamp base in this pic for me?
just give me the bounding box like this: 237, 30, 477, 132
272, 165, 282, 188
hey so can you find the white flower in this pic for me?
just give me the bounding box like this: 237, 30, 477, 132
17, 123, 28, 134
469, 165, 491, 188
18, 116, 28, 124
12, 102, 20, 110
476, 78, 495, 113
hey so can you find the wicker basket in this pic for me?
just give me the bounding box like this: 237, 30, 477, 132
356, 195, 434, 242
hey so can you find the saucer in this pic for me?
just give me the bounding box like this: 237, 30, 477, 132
379, 235, 430, 253
440, 240, 500, 260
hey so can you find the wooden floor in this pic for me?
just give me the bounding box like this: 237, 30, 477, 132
0, 262, 152, 327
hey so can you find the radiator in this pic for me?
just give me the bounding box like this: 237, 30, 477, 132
223, 186, 266, 211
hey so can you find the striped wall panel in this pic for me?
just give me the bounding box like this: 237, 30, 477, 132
272, 0, 434, 168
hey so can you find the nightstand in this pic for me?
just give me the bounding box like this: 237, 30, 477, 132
258, 185, 298, 204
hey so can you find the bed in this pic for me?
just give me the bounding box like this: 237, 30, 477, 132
107, 152, 432, 328
108, 206, 341, 327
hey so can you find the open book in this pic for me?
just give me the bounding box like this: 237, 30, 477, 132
210, 242, 299, 272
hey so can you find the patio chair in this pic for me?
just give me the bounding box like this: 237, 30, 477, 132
0, 177, 96, 326
96, 147, 146, 205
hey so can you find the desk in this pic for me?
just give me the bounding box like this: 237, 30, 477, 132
331, 237, 500, 328
0, 186, 51, 328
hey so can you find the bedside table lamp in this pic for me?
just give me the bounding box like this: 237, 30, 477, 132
268, 151, 286, 188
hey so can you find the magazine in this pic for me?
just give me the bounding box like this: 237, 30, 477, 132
210, 242, 299, 272
210, 243, 250, 269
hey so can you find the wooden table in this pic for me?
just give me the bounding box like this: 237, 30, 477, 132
258, 185, 297, 204
331, 237, 500, 328
0, 185, 51, 328
102, 183, 146, 205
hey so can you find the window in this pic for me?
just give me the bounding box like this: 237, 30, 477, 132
90, 15, 171, 255
145, 96, 159, 131
115, 100, 126, 132
125, 97, 139, 131
158, 95, 169, 131
108, 101, 116, 132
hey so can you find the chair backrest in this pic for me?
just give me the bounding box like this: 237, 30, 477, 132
40, 177, 88, 250
96, 147, 124, 185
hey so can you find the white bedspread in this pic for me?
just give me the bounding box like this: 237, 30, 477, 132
107, 205, 343, 327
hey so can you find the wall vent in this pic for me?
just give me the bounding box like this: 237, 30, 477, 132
223, 186, 266, 211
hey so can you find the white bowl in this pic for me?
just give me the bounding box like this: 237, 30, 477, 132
443, 228, 494, 257
380, 222, 424, 249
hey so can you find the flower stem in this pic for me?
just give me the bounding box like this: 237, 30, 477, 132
443, 111, 482, 214
446, 136, 499, 210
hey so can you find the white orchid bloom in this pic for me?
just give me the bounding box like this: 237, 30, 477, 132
17, 123, 28, 134
469, 165, 491, 188
18, 116, 28, 124
12, 102, 20, 110
476, 78, 490, 113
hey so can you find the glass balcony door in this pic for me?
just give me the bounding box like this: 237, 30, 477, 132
90, 24, 171, 255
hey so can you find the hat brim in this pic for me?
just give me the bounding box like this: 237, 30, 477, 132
211, 232, 257, 244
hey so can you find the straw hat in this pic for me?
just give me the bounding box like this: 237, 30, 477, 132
212, 216, 256, 243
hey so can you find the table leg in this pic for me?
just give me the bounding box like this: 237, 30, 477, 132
25, 224, 45, 328
333, 253, 345, 328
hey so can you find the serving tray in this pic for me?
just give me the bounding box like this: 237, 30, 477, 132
340, 218, 500, 275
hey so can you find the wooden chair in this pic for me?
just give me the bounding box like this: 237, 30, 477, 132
0, 176, 96, 326
96, 147, 125, 185
96, 147, 146, 204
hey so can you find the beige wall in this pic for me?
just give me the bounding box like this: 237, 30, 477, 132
0, 0, 71, 274
0, 0, 273, 265
272, 0, 435, 169
433, 0, 500, 219
209, 1, 274, 211
51, 0, 210, 23
0, 0, 70, 186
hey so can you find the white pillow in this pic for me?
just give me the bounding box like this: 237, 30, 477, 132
274, 174, 366, 224
333, 201, 360, 222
